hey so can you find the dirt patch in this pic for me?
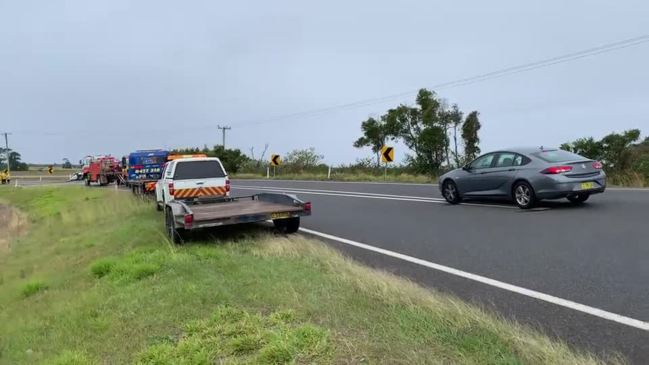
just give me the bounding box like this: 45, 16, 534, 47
0, 204, 28, 252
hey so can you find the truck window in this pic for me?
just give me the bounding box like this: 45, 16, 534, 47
173, 161, 226, 180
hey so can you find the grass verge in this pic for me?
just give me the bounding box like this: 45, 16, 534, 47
0, 186, 622, 364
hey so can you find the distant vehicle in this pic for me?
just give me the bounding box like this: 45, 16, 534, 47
0, 169, 10, 184
125, 150, 169, 195
156, 157, 311, 243
83, 156, 123, 186
439, 147, 606, 209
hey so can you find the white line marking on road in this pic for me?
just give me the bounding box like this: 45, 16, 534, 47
235, 185, 442, 200
299, 227, 649, 331
233, 186, 517, 209
234, 179, 437, 187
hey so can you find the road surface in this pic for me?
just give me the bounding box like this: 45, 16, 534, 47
231, 179, 649, 363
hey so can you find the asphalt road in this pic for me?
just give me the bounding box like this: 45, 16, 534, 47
231, 179, 649, 363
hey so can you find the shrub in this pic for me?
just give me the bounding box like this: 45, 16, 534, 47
22, 279, 48, 298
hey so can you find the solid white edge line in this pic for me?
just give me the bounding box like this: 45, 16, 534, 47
299, 227, 649, 332
233, 179, 437, 186
235, 184, 443, 200
234, 187, 446, 203
233, 186, 517, 209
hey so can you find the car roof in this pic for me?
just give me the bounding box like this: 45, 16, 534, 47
488, 147, 560, 155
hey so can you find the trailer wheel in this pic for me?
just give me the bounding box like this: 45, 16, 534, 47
274, 217, 300, 234
165, 208, 185, 244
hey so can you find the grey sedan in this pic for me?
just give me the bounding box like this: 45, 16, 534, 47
438, 147, 606, 209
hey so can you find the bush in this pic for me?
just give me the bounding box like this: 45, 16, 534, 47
90, 258, 116, 278
22, 280, 48, 298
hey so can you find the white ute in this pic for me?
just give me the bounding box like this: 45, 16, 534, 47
155, 157, 230, 210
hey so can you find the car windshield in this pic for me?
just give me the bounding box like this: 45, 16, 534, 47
531, 150, 586, 163
173, 160, 226, 179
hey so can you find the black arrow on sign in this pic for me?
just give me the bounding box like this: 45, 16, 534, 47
272, 155, 281, 165
382, 147, 393, 162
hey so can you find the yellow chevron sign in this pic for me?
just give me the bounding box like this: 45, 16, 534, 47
381, 146, 394, 163
270, 154, 281, 166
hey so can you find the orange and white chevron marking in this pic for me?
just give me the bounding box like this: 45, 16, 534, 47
145, 182, 157, 192
174, 186, 227, 199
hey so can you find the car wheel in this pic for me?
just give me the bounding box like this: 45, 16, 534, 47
165, 208, 184, 244
567, 194, 589, 204
274, 217, 300, 234
442, 180, 461, 204
513, 181, 536, 209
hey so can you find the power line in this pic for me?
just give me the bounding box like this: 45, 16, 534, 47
230, 34, 649, 127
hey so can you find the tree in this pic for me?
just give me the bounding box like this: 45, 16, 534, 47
0, 148, 28, 171
62, 158, 72, 169
560, 129, 646, 179
353, 116, 396, 166
560, 137, 603, 160
284, 147, 323, 171
170, 145, 250, 174
385, 89, 449, 173
461, 111, 481, 163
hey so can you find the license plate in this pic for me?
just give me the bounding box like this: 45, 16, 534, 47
271, 212, 291, 220
580, 182, 595, 190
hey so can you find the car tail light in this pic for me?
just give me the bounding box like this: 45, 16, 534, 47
168, 182, 175, 196
592, 161, 603, 169
184, 214, 193, 229
225, 178, 231, 193
304, 202, 312, 212
541, 165, 573, 174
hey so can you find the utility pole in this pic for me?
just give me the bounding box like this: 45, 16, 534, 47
217, 125, 231, 149
1, 132, 11, 172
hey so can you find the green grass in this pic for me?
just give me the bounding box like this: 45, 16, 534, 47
0, 186, 623, 364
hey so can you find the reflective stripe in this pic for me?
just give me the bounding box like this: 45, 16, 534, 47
174, 186, 226, 198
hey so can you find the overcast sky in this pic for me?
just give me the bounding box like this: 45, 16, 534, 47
1, 0, 648, 164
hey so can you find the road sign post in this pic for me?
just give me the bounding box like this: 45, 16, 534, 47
270, 154, 281, 178
380, 146, 394, 181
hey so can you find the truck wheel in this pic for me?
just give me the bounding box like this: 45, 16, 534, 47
274, 217, 300, 234
165, 208, 184, 244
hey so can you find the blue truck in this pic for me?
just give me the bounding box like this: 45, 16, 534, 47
124, 149, 169, 195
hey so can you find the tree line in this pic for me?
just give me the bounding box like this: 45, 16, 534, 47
0, 148, 28, 171
561, 129, 649, 184
353, 88, 481, 174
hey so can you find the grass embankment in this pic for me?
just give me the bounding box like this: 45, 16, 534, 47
0, 187, 621, 364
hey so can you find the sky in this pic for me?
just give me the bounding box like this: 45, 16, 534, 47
1, 0, 648, 165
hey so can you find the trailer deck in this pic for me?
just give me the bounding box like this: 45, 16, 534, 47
190, 199, 303, 221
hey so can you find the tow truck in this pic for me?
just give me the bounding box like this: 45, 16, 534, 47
125, 150, 169, 195
155, 157, 311, 243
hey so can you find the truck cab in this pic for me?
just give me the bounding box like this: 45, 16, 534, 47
155, 157, 230, 210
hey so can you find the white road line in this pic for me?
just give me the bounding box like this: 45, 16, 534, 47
233, 186, 517, 209
300, 227, 649, 332
235, 185, 442, 200
235, 186, 447, 204
234, 179, 437, 187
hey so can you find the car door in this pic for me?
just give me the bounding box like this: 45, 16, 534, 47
457, 153, 497, 195
483, 152, 520, 196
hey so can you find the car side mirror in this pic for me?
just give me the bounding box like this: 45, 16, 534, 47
462, 165, 471, 171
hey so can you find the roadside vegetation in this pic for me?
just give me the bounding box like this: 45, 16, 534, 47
0, 186, 623, 364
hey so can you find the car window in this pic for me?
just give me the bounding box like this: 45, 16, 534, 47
173, 160, 226, 180
531, 149, 586, 163
494, 153, 516, 168
470, 154, 495, 169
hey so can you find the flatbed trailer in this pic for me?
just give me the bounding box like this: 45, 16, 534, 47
164, 193, 311, 243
